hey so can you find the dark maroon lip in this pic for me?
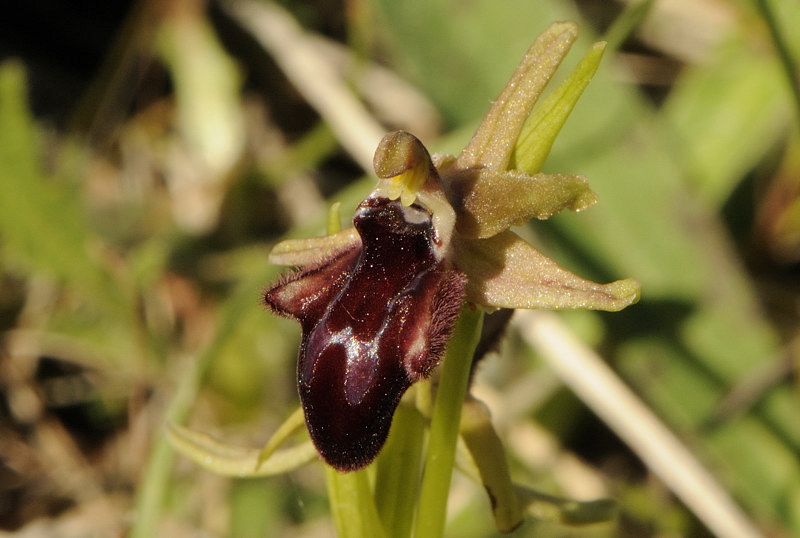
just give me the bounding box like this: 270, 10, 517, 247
264, 192, 465, 471
355, 196, 432, 227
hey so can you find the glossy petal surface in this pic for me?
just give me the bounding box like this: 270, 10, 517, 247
265, 197, 465, 470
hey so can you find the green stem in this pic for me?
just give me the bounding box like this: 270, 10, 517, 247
413, 305, 484, 538
326, 466, 387, 538
602, 0, 656, 53
374, 402, 426, 538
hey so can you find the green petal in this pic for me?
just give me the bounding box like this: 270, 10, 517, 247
447, 169, 597, 238
457, 22, 578, 171
455, 231, 640, 311
512, 41, 607, 175
268, 227, 360, 266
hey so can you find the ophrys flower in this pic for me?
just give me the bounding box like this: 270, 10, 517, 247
264, 22, 639, 471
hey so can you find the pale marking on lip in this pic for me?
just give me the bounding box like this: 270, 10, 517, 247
400, 203, 431, 225
329, 326, 380, 406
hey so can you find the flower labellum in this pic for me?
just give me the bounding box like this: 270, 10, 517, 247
265, 134, 466, 471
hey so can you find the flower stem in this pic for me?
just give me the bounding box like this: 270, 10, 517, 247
374, 402, 426, 538
325, 465, 387, 538
413, 305, 484, 538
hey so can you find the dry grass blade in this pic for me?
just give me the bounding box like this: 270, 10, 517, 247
514, 310, 765, 538
222, 0, 383, 171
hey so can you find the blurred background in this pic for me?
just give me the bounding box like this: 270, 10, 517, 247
0, 0, 798, 536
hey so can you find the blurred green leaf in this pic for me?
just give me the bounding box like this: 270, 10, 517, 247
663, 45, 788, 205
370, 0, 568, 125
0, 62, 110, 296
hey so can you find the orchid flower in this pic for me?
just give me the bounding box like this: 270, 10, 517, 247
263, 22, 639, 471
